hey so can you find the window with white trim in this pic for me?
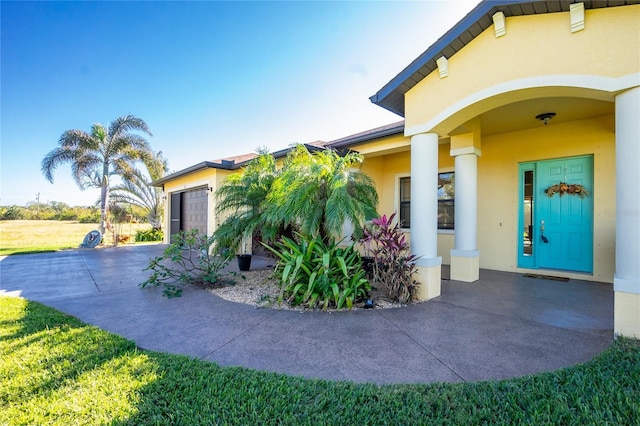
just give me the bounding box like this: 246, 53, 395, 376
399, 176, 411, 228
437, 172, 455, 230
398, 172, 455, 230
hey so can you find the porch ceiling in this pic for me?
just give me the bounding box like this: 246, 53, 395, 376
453, 97, 614, 137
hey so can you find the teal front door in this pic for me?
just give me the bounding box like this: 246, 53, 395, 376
518, 155, 593, 273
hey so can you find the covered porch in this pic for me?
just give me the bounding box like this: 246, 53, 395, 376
367, 1, 639, 338
439, 265, 613, 341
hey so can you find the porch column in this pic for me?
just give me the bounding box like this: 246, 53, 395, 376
449, 126, 481, 282
411, 132, 442, 300
614, 86, 640, 339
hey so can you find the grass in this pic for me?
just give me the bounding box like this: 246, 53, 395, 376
0, 220, 154, 256
1, 296, 639, 425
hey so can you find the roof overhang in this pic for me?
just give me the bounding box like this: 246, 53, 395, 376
370, 0, 640, 117
328, 121, 405, 149
151, 160, 238, 187
151, 144, 328, 187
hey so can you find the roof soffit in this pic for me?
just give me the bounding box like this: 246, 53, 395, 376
370, 0, 640, 117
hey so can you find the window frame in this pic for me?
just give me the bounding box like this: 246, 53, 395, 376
395, 173, 411, 230
437, 171, 455, 231
395, 169, 455, 232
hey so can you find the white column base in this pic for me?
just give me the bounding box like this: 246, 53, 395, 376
450, 249, 479, 282
414, 257, 442, 301
614, 291, 640, 339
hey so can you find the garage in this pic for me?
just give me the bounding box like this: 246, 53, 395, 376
170, 187, 209, 239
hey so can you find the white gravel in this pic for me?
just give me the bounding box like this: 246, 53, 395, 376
207, 269, 406, 311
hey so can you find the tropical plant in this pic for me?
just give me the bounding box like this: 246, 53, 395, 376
41, 115, 154, 235
361, 213, 420, 304
135, 228, 164, 242
214, 151, 279, 253
263, 145, 378, 243
140, 229, 232, 298
264, 233, 370, 310
108, 203, 132, 245
110, 151, 168, 229
215, 145, 379, 254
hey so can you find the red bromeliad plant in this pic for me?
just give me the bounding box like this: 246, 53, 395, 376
361, 213, 420, 304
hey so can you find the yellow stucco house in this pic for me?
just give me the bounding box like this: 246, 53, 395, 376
153, 1, 639, 338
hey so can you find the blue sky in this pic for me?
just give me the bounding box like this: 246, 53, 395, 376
1, 0, 478, 206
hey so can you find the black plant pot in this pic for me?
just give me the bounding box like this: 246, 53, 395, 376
236, 254, 252, 271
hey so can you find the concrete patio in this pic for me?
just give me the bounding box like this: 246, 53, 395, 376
0, 244, 613, 384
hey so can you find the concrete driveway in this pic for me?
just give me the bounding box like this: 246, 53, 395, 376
0, 245, 614, 384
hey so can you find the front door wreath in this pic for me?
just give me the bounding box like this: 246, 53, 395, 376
544, 182, 590, 198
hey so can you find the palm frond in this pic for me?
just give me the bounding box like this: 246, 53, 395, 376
269, 145, 377, 241
110, 167, 163, 227
41, 147, 75, 183
59, 129, 96, 150
41, 129, 97, 183
142, 151, 169, 181
213, 144, 379, 246
111, 134, 152, 156
108, 115, 153, 139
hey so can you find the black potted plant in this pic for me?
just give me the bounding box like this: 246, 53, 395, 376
236, 254, 252, 271
236, 234, 252, 271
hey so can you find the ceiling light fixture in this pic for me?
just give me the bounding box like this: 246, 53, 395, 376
535, 112, 556, 126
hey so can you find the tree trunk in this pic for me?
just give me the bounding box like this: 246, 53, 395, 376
99, 167, 109, 235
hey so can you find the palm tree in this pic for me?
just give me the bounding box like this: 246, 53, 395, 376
214, 145, 379, 253
110, 151, 168, 230
110, 151, 168, 229
264, 145, 378, 242
41, 115, 153, 235
213, 151, 278, 253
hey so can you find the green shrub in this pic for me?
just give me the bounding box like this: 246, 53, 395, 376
78, 211, 100, 223
59, 210, 78, 221
136, 228, 164, 242
361, 213, 420, 304
140, 229, 231, 298
264, 233, 370, 310
0, 205, 26, 220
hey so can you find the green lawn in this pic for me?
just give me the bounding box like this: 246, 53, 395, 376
0, 220, 155, 256
1, 296, 638, 425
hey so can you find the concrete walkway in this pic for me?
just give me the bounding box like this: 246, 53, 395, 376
0, 245, 613, 384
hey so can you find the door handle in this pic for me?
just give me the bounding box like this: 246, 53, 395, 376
540, 220, 549, 243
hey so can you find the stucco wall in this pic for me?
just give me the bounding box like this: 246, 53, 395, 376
360, 140, 456, 264
478, 114, 616, 282
356, 114, 615, 281
404, 5, 640, 134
